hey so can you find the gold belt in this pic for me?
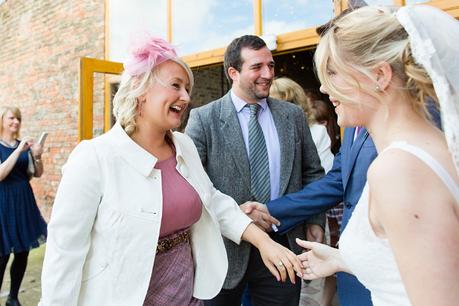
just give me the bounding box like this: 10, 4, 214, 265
156, 229, 191, 254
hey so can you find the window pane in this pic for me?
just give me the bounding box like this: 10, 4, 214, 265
173, 0, 253, 56
109, 0, 168, 63
263, 0, 334, 36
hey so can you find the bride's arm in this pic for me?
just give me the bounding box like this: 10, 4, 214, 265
369, 152, 459, 306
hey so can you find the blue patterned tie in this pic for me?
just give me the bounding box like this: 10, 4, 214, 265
248, 104, 271, 203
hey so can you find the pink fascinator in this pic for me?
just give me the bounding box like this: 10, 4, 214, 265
124, 32, 177, 76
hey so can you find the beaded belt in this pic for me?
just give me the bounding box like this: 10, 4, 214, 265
156, 229, 191, 254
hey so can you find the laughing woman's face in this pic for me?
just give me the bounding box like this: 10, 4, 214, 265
138, 60, 191, 132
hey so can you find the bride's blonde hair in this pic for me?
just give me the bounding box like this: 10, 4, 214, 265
315, 6, 437, 119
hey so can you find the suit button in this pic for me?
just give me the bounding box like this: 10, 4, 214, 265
344, 202, 352, 209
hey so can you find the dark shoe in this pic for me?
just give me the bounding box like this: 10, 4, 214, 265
5, 296, 21, 306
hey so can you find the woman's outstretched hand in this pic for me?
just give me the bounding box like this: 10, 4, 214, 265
257, 237, 304, 283
296, 238, 345, 280
242, 223, 303, 283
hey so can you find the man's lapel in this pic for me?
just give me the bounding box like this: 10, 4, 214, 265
219, 93, 251, 187
269, 99, 294, 196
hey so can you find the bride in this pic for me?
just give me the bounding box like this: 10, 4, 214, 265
296, 5, 459, 306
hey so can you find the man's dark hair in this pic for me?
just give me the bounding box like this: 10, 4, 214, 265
223, 35, 267, 83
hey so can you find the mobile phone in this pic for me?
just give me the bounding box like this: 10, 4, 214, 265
37, 132, 48, 146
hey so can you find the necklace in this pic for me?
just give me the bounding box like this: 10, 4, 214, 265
0, 138, 18, 148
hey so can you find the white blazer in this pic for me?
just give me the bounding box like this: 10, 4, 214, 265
39, 123, 252, 306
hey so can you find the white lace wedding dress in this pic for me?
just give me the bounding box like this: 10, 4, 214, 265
339, 142, 459, 306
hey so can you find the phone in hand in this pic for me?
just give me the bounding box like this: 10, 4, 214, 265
37, 132, 48, 146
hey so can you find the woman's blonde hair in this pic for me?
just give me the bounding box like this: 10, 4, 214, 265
314, 6, 437, 119
0, 106, 22, 138
112, 57, 194, 136
270, 77, 316, 124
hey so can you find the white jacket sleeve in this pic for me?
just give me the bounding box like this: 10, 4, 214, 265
206, 186, 252, 244
39, 141, 103, 306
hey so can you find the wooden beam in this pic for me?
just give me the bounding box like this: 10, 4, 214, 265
79, 57, 123, 141
167, 0, 172, 42
335, 0, 348, 15
275, 28, 319, 51
254, 0, 262, 35
428, 0, 459, 18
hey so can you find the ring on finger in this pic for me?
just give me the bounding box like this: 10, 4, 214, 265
276, 261, 284, 268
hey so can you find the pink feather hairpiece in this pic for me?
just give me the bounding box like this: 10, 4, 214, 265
124, 33, 177, 77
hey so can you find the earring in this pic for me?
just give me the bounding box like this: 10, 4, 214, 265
375, 85, 382, 92
137, 99, 143, 117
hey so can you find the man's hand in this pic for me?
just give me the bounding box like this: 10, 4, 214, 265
306, 224, 324, 243
240, 201, 280, 232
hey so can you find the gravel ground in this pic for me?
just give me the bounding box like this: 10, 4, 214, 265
0, 244, 45, 306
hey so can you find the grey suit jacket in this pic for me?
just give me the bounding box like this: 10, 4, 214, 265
185, 92, 324, 289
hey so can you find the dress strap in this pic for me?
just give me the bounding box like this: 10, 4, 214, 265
382, 141, 459, 202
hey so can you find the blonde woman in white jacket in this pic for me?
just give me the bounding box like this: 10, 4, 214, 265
39, 35, 302, 306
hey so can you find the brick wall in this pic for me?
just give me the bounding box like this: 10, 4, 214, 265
192, 64, 230, 107
0, 0, 105, 219
179, 64, 230, 131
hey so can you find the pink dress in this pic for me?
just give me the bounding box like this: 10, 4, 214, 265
143, 154, 203, 306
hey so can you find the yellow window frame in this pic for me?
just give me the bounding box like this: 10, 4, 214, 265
79, 57, 123, 141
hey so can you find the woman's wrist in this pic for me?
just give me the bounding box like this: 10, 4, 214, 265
332, 250, 350, 273
250, 225, 271, 249
242, 223, 270, 248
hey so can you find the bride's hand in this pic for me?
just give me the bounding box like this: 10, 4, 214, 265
296, 238, 342, 280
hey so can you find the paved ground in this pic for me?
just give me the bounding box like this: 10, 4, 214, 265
0, 245, 44, 306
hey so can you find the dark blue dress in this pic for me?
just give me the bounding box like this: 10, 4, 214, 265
0, 141, 47, 256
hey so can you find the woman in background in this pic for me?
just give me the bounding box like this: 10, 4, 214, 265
0, 106, 47, 306
270, 77, 334, 172
311, 99, 341, 155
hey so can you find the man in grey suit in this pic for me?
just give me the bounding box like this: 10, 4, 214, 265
185, 35, 324, 306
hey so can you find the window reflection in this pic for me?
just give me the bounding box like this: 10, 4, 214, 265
173, 0, 253, 56
263, 0, 333, 36
109, 0, 168, 63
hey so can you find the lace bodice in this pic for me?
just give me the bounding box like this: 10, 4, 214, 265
339, 141, 459, 306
